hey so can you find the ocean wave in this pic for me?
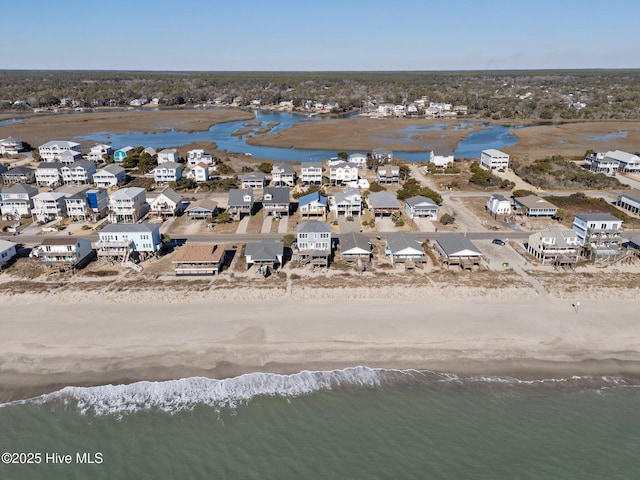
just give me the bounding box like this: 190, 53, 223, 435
0, 368, 633, 416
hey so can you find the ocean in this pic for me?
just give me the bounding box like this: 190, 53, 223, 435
1, 367, 639, 479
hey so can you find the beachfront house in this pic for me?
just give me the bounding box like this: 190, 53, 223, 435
270, 164, 297, 187
114, 146, 135, 163
31, 191, 68, 222
61, 160, 97, 185
244, 240, 284, 270
87, 144, 113, 163
329, 161, 359, 185
385, 232, 427, 267
1, 166, 35, 185
298, 191, 327, 218
329, 188, 362, 217
172, 243, 230, 276
38, 140, 81, 162
0, 239, 17, 269
339, 231, 371, 266
187, 149, 215, 167
368, 191, 402, 217
148, 187, 184, 217
152, 162, 182, 184
0, 184, 38, 219
157, 149, 179, 165
572, 213, 623, 256
296, 220, 332, 267
434, 233, 484, 269
300, 162, 323, 185
93, 164, 127, 188
429, 150, 455, 168
240, 171, 267, 189
227, 189, 254, 220
108, 187, 147, 223
95, 223, 162, 261
514, 195, 558, 217
480, 149, 509, 170
262, 187, 291, 217
404, 195, 438, 220
376, 165, 400, 184
185, 197, 218, 220
35, 162, 64, 187
617, 189, 640, 215
30, 237, 93, 269
486, 194, 512, 218
527, 226, 580, 266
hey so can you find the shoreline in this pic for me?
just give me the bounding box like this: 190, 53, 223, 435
3, 294, 640, 403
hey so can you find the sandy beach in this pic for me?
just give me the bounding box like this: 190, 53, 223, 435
2, 276, 640, 403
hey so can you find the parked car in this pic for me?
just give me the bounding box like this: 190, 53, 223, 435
492, 238, 506, 246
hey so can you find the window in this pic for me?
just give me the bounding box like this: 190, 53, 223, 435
299, 233, 308, 239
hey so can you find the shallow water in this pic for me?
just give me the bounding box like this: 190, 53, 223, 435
2, 368, 639, 479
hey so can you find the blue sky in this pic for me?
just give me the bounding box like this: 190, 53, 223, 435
2, 0, 639, 71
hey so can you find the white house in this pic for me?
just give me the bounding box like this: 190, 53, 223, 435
87, 144, 113, 163
404, 195, 438, 220
96, 223, 162, 259
157, 149, 179, 165
35, 162, 64, 187
270, 164, 297, 187
187, 149, 215, 167
329, 188, 362, 217
430, 150, 455, 168
61, 160, 97, 185
480, 149, 510, 170
0, 184, 38, 219
240, 171, 267, 189
602, 150, 640, 173
153, 162, 183, 184
0, 137, 24, 155
31, 192, 69, 222
486, 194, 512, 217
58, 150, 84, 165
108, 187, 147, 223
329, 161, 358, 185
0, 239, 17, 268
348, 153, 368, 169
38, 140, 81, 162
300, 162, 323, 185
296, 220, 332, 267
573, 213, 623, 254
618, 189, 640, 215
93, 164, 127, 188
527, 227, 580, 266
30, 237, 94, 269
189, 162, 210, 182
148, 187, 184, 217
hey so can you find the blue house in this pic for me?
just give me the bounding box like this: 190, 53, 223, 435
96, 223, 162, 261
114, 146, 135, 163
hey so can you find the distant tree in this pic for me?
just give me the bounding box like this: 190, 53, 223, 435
337, 151, 348, 160
258, 162, 273, 173
282, 233, 296, 248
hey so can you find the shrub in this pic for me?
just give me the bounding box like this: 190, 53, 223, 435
440, 213, 456, 225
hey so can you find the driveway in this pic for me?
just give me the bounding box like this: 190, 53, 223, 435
261, 216, 272, 234
375, 217, 396, 232
413, 217, 436, 232
235, 216, 250, 234
338, 216, 362, 233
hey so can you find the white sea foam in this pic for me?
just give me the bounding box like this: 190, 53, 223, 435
0, 368, 630, 416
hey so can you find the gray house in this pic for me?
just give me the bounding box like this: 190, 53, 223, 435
404, 195, 438, 220
296, 220, 332, 267
384, 232, 426, 267
339, 232, 371, 266
245, 240, 285, 269
434, 233, 483, 269
368, 191, 402, 217
261, 187, 291, 217
227, 189, 254, 220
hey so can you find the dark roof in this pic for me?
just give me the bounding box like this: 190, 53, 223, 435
3, 166, 34, 175
262, 187, 290, 204
435, 233, 482, 256
228, 188, 253, 206
575, 213, 621, 222
297, 220, 331, 234
339, 232, 370, 253
100, 223, 159, 234
245, 241, 284, 261
368, 191, 401, 209
620, 188, 640, 202
385, 232, 424, 254
405, 195, 438, 208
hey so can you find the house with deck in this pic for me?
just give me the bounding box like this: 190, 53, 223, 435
38, 140, 81, 162
58, 150, 84, 165
329, 188, 362, 217
584, 152, 619, 175
300, 162, 323, 185
573, 213, 623, 256
157, 149, 179, 165
0, 239, 18, 269
429, 150, 455, 168
514, 195, 558, 217
480, 149, 509, 170
296, 220, 332, 267
602, 150, 640, 173
241, 171, 267, 189
0, 184, 37, 218
368, 191, 402, 217
270, 164, 297, 187
87, 144, 112, 163
298, 191, 327, 218
189, 162, 210, 182
339, 232, 371, 266
329, 161, 358, 185
486, 194, 512, 217
404, 195, 438, 220
371, 148, 393, 163
187, 149, 215, 167
153, 162, 182, 184
0, 137, 24, 155
64, 189, 91, 221
31, 191, 68, 222
35, 162, 64, 187
348, 153, 367, 169
148, 187, 184, 217
262, 187, 291, 217
385, 232, 427, 268
376, 165, 400, 184
245, 240, 284, 269
108, 187, 147, 223
227, 189, 254, 219
618, 189, 640, 215
1, 166, 35, 185
61, 160, 96, 185
434, 233, 484, 269
93, 164, 127, 188
185, 197, 218, 220
30, 237, 93, 269
172, 243, 230, 276
95, 223, 162, 261
527, 227, 580, 266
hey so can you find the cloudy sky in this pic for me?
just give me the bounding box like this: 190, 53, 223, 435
3, 0, 638, 71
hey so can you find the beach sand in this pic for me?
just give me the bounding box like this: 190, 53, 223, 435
2, 277, 640, 402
